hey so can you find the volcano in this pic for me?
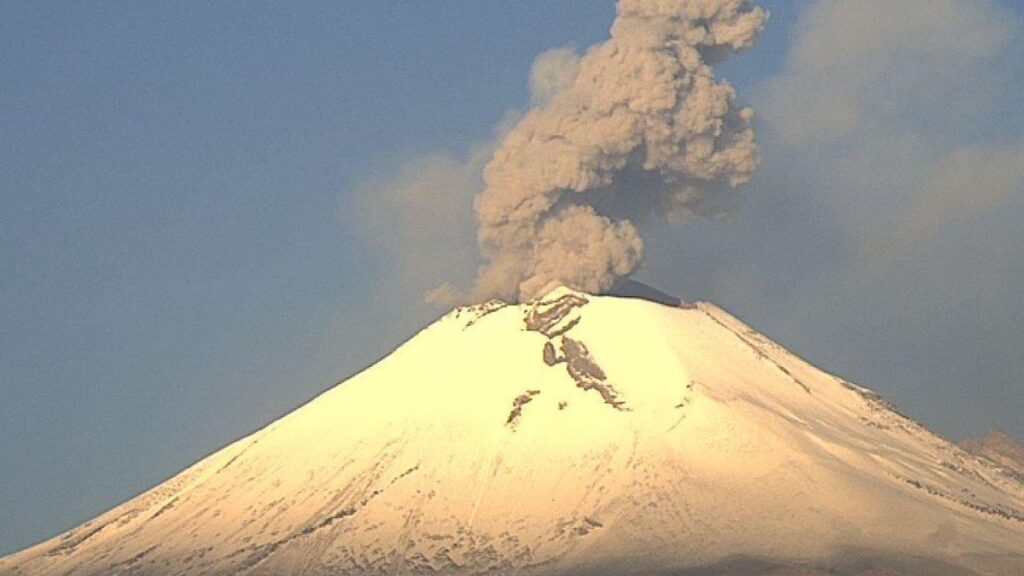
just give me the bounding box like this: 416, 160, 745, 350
3, 288, 1023, 575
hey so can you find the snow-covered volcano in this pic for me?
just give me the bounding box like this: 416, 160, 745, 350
3, 288, 1023, 575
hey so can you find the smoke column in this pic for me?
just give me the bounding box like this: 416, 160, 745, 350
459, 0, 767, 303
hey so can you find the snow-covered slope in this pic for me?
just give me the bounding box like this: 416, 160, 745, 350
3, 288, 1023, 575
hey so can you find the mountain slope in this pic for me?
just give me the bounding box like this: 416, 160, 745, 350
3, 288, 1023, 575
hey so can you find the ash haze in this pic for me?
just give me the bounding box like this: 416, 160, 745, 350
1, 0, 1023, 564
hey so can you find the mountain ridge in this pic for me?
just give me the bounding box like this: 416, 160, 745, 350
3, 288, 1023, 575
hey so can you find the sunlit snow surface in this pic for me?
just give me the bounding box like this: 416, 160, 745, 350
3, 288, 1023, 575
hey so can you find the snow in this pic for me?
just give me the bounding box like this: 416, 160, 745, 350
3, 288, 1023, 575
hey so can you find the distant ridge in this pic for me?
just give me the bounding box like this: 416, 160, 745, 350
962, 430, 1024, 477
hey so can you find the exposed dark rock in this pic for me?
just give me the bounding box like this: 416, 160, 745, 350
453, 300, 509, 329
562, 338, 606, 380
506, 391, 541, 428
902, 477, 1024, 523
525, 293, 588, 338
561, 338, 626, 410
543, 342, 561, 366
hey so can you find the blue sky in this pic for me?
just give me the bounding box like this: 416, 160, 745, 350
2, 0, 1022, 556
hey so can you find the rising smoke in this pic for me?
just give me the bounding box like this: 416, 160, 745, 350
452, 0, 768, 303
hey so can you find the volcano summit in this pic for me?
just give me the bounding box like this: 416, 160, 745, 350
2, 289, 1023, 575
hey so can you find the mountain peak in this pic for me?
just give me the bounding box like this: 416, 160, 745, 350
4, 293, 1024, 575
962, 429, 1024, 478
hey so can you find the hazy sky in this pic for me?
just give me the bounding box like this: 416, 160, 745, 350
2, 0, 1022, 556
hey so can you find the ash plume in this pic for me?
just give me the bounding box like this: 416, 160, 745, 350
461, 0, 767, 303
